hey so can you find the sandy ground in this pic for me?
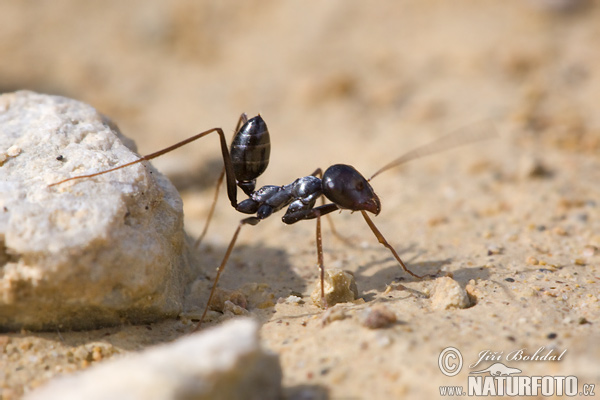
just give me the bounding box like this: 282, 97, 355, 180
1, 1, 599, 399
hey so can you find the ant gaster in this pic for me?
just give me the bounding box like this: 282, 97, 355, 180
49, 113, 495, 329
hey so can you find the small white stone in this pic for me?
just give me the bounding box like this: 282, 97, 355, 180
285, 295, 302, 304
25, 318, 282, 400
6, 145, 21, 157
375, 332, 393, 347
430, 277, 471, 310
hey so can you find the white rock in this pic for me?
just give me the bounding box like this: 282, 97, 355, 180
25, 318, 282, 400
430, 277, 471, 310
0, 91, 192, 330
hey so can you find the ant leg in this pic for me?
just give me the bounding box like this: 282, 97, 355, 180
281, 203, 340, 308
316, 213, 327, 308
194, 114, 249, 248
360, 210, 423, 279
309, 168, 352, 246
194, 216, 260, 331
283, 203, 340, 307
309, 168, 322, 177
194, 168, 225, 248
281, 203, 339, 225
48, 126, 239, 208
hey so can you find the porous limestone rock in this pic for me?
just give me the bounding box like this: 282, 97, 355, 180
0, 91, 192, 330
430, 276, 471, 310
25, 318, 282, 400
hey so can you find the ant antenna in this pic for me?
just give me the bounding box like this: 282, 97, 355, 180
369, 120, 498, 181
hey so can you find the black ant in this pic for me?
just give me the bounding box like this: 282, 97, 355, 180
49, 113, 495, 329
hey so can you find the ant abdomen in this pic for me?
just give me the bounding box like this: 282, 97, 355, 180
230, 115, 271, 183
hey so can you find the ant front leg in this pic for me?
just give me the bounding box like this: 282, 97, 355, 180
316, 214, 325, 307
360, 210, 423, 279
282, 203, 340, 308
309, 168, 352, 246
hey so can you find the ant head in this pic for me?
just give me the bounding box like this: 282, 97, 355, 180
322, 164, 381, 215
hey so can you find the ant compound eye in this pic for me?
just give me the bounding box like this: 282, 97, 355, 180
322, 164, 381, 214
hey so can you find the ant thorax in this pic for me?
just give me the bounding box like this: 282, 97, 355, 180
235, 175, 322, 220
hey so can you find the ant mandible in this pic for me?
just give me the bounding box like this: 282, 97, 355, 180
49, 113, 495, 329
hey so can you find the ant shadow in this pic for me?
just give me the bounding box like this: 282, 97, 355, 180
352, 249, 451, 302
285, 384, 331, 400
344, 241, 493, 303
8, 223, 297, 354
11, 242, 299, 358
189, 240, 304, 303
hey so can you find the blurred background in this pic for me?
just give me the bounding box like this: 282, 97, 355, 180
2, 1, 598, 174
2, 0, 598, 232
2, 0, 599, 250
1, 0, 598, 250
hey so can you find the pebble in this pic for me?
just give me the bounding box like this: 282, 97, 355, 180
582, 245, 597, 257
518, 156, 552, 179
552, 226, 567, 236
526, 256, 539, 265
319, 305, 349, 326
487, 244, 504, 255
430, 277, 471, 310
284, 295, 303, 304
311, 269, 359, 308
360, 304, 397, 329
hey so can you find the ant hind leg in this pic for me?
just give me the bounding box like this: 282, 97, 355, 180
195, 113, 249, 248
194, 216, 260, 331
194, 168, 225, 248
194, 113, 248, 249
